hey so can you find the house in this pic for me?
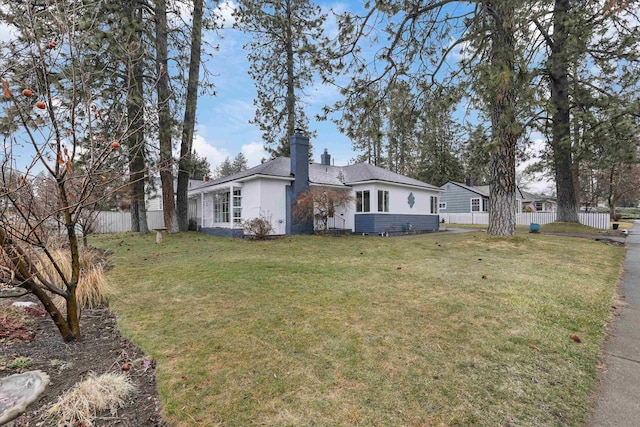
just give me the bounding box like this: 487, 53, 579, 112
438, 179, 523, 213
519, 190, 557, 212
187, 131, 444, 237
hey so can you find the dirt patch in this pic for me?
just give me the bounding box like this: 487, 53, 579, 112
1, 302, 166, 426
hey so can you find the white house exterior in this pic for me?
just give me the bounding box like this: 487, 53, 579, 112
187, 132, 444, 237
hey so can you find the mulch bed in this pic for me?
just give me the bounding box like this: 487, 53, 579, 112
1, 302, 166, 426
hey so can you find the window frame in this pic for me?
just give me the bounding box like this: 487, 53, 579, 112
214, 191, 230, 223
356, 190, 370, 213
232, 189, 242, 224
377, 190, 389, 212
471, 197, 481, 212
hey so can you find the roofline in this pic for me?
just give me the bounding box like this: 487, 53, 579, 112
350, 179, 444, 192
445, 181, 489, 197
235, 174, 293, 183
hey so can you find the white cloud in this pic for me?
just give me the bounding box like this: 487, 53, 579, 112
241, 141, 267, 166
192, 134, 230, 169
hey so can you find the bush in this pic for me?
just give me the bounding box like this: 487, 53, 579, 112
243, 214, 274, 240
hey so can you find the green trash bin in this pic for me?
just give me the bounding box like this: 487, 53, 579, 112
530, 223, 540, 233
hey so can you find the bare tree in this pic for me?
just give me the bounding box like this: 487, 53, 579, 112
293, 187, 353, 233
0, 1, 144, 342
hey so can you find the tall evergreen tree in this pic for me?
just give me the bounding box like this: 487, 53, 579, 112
176, 0, 205, 231
235, 0, 332, 157
155, 0, 179, 233
532, 0, 640, 221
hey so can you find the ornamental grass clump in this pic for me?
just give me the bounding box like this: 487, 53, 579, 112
44, 372, 134, 427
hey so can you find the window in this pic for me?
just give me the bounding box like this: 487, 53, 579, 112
535, 201, 543, 211
356, 190, 370, 212
214, 192, 230, 223
378, 190, 389, 212
472, 197, 489, 212
233, 189, 242, 224
430, 196, 438, 214
439, 202, 447, 210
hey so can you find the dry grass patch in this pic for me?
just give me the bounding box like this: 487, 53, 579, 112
34, 249, 112, 309
44, 372, 134, 427
95, 231, 625, 426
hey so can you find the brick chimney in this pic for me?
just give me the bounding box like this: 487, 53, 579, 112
287, 129, 312, 234
465, 177, 474, 187
321, 148, 331, 166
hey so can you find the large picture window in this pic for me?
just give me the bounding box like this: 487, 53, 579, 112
378, 190, 389, 212
214, 192, 230, 223
356, 190, 370, 212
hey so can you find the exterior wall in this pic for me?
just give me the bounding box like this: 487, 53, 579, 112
351, 183, 440, 234
439, 182, 488, 213
244, 179, 287, 235
355, 214, 440, 234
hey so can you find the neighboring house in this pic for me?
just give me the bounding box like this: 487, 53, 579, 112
520, 190, 557, 212
439, 179, 523, 213
187, 132, 444, 236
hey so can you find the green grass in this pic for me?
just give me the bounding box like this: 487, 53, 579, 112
95, 231, 625, 426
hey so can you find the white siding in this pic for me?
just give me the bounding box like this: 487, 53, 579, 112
241, 179, 288, 235
352, 183, 438, 216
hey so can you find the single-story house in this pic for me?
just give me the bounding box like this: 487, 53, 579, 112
520, 190, 557, 212
187, 131, 444, 237
438, 179, 524, 213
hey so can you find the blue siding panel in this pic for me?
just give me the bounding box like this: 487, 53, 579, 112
201, 227, 245, 238
439, 182, 488, 213
355, 214, 439, 234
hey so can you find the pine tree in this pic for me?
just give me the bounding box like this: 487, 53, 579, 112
176, 0, 205, 231
235, 0, 332, 157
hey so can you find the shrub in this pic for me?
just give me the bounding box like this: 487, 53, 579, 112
243, 213, 274, 240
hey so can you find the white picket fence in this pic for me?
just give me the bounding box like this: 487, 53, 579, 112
94, 210, 165, 233
440, 212, 610, 230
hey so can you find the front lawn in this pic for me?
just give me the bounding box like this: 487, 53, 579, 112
95, 231, 624, 426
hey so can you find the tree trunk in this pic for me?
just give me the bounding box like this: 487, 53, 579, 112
127, 3, 148, 234
176, 0, 204, 231
551, 0, 579, 223
285, 0, 296, 156
0, 227, 77, 342
487, 1, 518, 236
156, 0, 179, 233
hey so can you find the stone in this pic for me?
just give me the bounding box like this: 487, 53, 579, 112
0, 371, 50, 425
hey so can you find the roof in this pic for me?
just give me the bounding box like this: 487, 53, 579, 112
191, 157, 441, 192
443, 181, 490, 197
519, 189, 556, 203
